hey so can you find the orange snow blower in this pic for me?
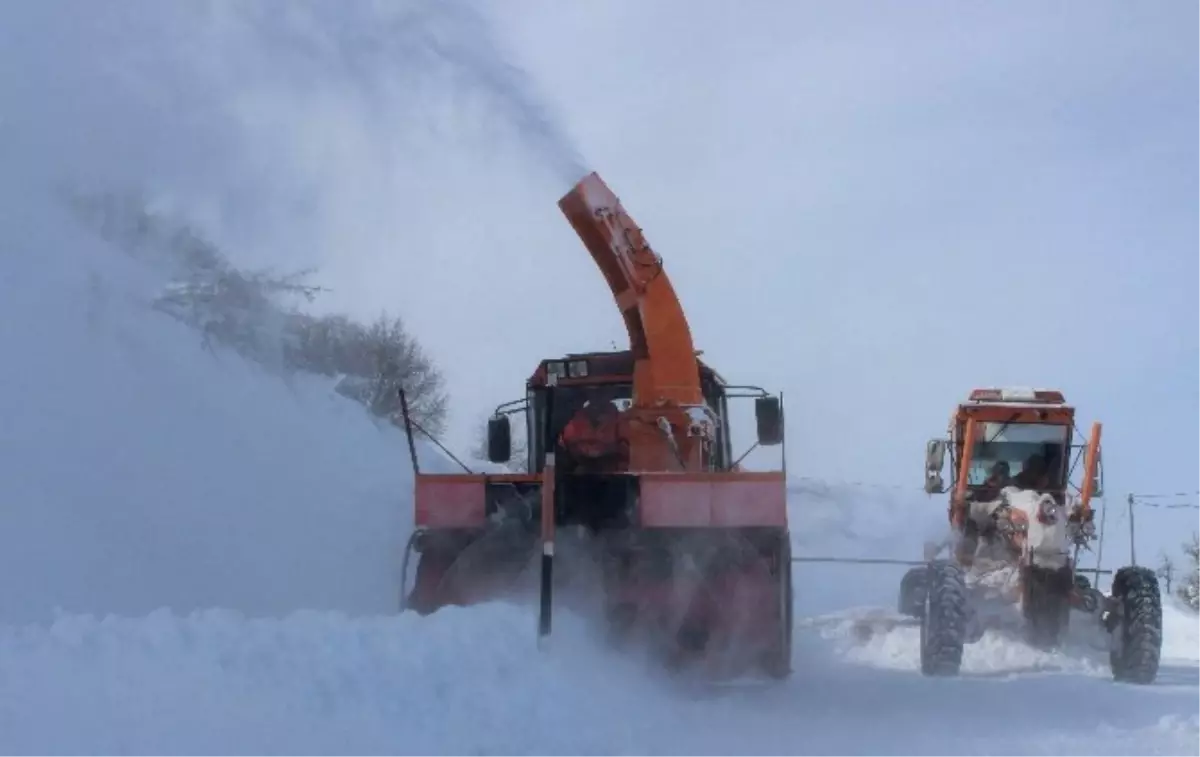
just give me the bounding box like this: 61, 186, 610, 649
398, 172, 793, 678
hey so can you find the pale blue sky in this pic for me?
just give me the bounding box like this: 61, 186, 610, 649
2, 0, 1195, 567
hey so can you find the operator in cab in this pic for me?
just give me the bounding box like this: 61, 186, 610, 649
557, 387, 627, 474
977, 460, 1013, 500
1014, 454, 1051, 490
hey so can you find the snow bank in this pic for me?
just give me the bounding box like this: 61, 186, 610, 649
0, 604, 660, 755
0, 200, 455, 624
788, 478, 945, 558
1163, 597, 1200, 663
786, 479, 947, 617
812, 607, 1109, 677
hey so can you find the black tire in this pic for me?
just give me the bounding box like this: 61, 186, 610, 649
919, 560, 968, 676
1108, 565, 1162, 685
763, 533, 794, 679
898, 565, 928, 617
1022, 564, 1073, 650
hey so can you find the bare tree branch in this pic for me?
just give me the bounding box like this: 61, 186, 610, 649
66, 189, 449, 436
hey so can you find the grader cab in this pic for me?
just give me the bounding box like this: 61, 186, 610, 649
923, 387, 1103, 564
903, 387, 1163, 684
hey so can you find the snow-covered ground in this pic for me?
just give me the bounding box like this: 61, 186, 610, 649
1, 599, 1196, 756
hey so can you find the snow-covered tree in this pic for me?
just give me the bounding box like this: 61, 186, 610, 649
152, 264, 321, 368
65, 188, 449, 435
326, 314, 447, 437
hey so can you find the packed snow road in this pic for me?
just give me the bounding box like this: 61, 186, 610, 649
1, 594, 1195, 755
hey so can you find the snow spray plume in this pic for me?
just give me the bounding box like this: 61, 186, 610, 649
223, 0, 589, 187
424, 0, 590, 184
4, 0, 591, 251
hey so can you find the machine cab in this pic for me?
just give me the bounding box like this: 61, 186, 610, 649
960, 417, 1072, 495
924, 387, 1102, 505
485, 350, 783, 474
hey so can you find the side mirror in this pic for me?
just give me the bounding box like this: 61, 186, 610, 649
487, 415, 511, 463
924, 439, 947, 494
925, 472, 945, 495
755, 395, 784, 446
926, 439, 947, 471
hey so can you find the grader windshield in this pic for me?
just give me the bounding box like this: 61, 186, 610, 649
966, 421, 1070, 491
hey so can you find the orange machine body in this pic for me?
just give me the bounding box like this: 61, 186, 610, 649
413, 173, 787, 532
404, 172, 792, 678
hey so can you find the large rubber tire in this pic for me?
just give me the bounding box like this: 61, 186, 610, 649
1108, 565, 1162, 685
898, 565, 928, 618
919, 560, 969, 676
763, 533, 794, 679
1022, 564, 1073, 651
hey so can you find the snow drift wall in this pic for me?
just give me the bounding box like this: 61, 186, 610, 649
0, 206, 455, 623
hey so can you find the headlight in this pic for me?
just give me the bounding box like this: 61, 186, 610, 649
1036, 498, 1059, 525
